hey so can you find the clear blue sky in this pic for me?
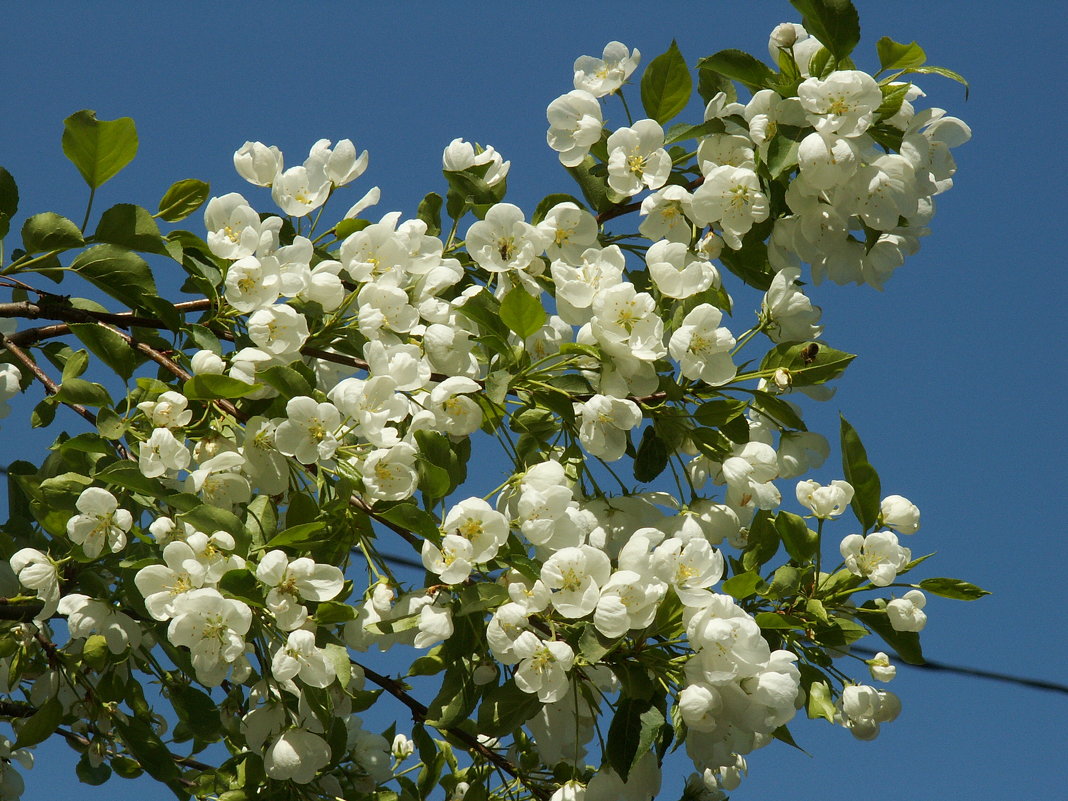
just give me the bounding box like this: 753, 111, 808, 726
1, 1, 1064, 798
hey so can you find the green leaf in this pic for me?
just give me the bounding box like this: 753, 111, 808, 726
315, 600, 356, 624
95, 406, 126, 439
606, 697, 664, 781
113, 716, 183, 788
806, 680, 835, 722
722, 570, 765, 600
760, 342, 835, 383
640, 41, 692, 124
477, 679, 543, 737
900, 65, 970, 98
499, 286, 546, 339
375, 503, 440, 541
76, 753, 112, 785
694, 398, 747, 427
217, 568, 264, 607
876, 37, 927, 72
70, 244, 157, 309
174, 499, 243, 537
718, 223, 775, 290
96, 461, 166, 497
54, 377, 112, 407
633, 426, 668, 483
263, 522, 330, 551
742, 510, 779, 572
743, 389, 806, 430
416, 192, 443, 237
697, 50, 775, 92
766, 133, 801, 178
759, 341, 856, 386
20, 212, 84, 254
839, 415, 880, 531
876, 82, 911, 120
244, 495, 277, 551
696, 66, 737, 105
183, 373, 260, 400
169, 684, 222, 741
789, 0, 861, 63
775, 510, 819, 562
918, 578, 991, 601
15, 697, 63, 747
62, 109, 138, 189
257, 363, 315, 398
0, 167, 19, 218
424, 663, 479, 729
157, 178, 211, 222
755, 611, 806, 630
761, 564, 802, 599
69, 322, 139, 381
94, 203, 165, 253
418, 459, 451, 501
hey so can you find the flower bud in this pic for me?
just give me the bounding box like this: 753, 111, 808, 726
880, 494, 921, 534
233, 141, 283, 187
769, 22, 804, 52
866, 651, 897, 682
190, 349, 225, 375
391, 733, 414, 760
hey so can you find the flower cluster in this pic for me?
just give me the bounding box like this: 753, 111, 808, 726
0, 8, 983, 801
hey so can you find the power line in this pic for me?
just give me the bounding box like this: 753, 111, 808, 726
376, 552, 1068, 697
852, 646, 1068, 696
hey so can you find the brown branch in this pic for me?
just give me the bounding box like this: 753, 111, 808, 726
2, 333, 98, 426
356, 660, 550, 801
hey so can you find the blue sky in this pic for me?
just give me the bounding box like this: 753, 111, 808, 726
1, 1, 1065, 798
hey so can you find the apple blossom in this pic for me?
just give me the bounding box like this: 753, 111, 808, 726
840, 531, 912, 587
887, 589, 928, 632
512, 631, 575, 703
546, 90, 604, 167
65, 487, 133, 558
573, 41, 640, 97
606, 119, 671, 196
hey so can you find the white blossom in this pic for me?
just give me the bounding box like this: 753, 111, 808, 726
65, 487, 133, 558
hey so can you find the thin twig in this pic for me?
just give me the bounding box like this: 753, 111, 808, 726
356, 660, 550, 801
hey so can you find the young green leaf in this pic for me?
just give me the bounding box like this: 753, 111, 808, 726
69, 322, 140, 381
633, 425, 669, 482
157, 179, 211, 222
70, 244, 158, 309
183, 373, 261, 400
641, 41, 692, 124
697, 50, 776, 92
62, 110, 139, 189
876, 36, 927, 72
499, 286, 546, 339
20, 212, 84, 254
760, 341, 856, 386
918, 578, 991, 601
94, 203, 166, 253
416, 192, 443, 236
789, 0, 861, 63
839, 415, 881, 531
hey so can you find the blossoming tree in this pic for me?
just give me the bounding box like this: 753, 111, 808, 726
0, 1, 987, 799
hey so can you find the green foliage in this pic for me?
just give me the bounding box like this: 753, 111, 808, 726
641, 41, 693, 124
839, 415, 881, 531
62, 110, 138, 189
789, 0, 861, 63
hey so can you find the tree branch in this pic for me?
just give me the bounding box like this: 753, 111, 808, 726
356, 660, 550, 801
